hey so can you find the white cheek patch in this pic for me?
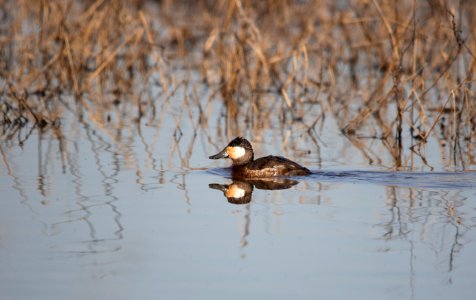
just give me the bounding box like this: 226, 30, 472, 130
225, 185, 245, 198
228, 146, 246, 159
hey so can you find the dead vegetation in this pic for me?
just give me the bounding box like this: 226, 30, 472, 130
0, 0, 475, 170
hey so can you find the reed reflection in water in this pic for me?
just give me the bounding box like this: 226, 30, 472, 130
1, 122, 475, 299
1, 1, 476, 298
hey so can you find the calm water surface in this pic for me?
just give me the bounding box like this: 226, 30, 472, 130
0, 110, 475, 300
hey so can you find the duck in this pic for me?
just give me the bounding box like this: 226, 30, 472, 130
209, 137, 311, 178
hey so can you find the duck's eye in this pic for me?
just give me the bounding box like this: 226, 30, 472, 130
226, 146, 246, 159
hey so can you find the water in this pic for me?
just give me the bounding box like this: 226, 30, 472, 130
1, 107, 475, 300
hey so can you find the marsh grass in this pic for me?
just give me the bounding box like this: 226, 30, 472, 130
0, 0, 475, 170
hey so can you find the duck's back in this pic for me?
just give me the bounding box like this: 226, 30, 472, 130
233, 155, 311, 178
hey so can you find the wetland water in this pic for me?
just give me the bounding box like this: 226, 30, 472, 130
0, 108, 475, 300
1, 1, 476, 299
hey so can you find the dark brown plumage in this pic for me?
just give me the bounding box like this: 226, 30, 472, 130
209, 137, 311, 178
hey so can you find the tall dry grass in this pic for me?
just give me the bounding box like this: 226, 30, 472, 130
0, 0, 475, 170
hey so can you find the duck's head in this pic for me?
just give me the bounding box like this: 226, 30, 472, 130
209, 137, 254, 166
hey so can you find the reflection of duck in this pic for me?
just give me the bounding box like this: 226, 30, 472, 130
209, 181, 253, 204
209, 137, 311, 178
209, 177, 299, 204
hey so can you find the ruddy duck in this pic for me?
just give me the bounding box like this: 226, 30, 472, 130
209, 137, 311, 178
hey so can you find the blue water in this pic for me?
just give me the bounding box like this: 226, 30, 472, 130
310, 170, 476, 189
0, 110, 475, 300
209, 167, 476, 189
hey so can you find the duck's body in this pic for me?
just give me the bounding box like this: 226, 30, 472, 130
232, 155, 311, 178
209, 137, 311, 179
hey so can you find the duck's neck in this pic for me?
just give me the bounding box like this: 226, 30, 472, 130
232, 159, 252, 167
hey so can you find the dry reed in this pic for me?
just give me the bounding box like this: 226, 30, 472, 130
0, 0, 475, 170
